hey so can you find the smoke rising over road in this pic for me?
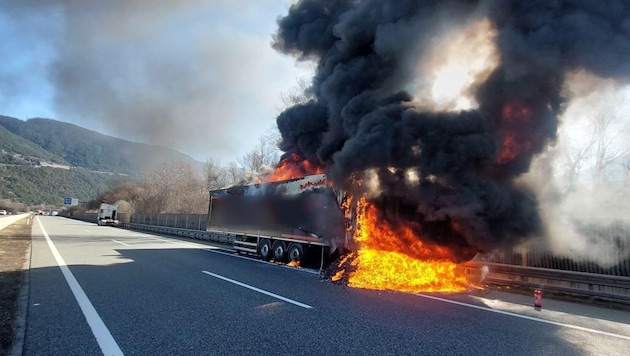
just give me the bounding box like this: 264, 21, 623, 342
273, 0, 630, 261
0, 1, 306, 161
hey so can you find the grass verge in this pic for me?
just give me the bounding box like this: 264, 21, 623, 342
0, 218, 32, 354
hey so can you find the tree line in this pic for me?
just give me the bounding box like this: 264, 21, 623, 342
74, 131, 282, 215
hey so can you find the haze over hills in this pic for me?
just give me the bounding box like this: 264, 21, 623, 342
0, 124, 69, 166
0, 115, 200, 174
0, 115, 203, 206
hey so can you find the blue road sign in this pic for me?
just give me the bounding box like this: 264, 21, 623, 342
64, 197, 72, 205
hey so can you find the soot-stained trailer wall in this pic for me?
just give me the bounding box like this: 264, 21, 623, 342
207, 175, 344, 243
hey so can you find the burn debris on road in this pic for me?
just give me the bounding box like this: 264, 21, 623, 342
321, 252, 356, 287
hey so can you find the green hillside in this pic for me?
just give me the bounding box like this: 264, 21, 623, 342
0, 124, 68, 165
0, 165, 118, 205
0, 115, 202, 206
0, 116, 200, 175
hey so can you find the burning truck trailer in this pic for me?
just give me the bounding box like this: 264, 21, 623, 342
207, 170, 482, 277
207, 174, 347, 268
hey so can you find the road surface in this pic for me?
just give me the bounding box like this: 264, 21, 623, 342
20, 216, 630, 355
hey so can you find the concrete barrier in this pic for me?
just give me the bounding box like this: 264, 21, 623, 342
0, 214, 31, 231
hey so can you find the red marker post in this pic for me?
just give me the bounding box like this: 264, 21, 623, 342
534, 289, 542, 307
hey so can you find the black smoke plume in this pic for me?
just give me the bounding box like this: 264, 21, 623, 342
273, 0, 630, 261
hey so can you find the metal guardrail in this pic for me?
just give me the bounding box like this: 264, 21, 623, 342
120, 213, 207, 230
121, 223, 238, 245
461, 261, 630, 304
68, 215, 630, 304
75, 212, 630, 276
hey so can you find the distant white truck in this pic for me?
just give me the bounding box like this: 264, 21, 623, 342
97, 203, 119, 226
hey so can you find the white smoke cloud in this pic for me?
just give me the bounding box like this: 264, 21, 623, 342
522, 71, 630, 266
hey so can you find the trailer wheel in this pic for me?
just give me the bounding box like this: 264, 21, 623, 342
258, 239, 272, 261
272, 241, 287, 262
288, 243, 304, 263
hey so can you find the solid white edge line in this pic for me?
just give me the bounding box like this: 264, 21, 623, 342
201, 270, 313, 309
111, 239, 130, 247
416, 293, 630, 341
37, 218, 124, 355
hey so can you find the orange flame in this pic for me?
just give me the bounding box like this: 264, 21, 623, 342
497, 136, 518, 164
497, 103, 535, 164
266, 153, 324, 182
346, 198, 467, 293
287, 260, 301, 267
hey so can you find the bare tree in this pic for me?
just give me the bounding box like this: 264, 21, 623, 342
562, 133, 596, 190
168, 162, 207, 213
142, 166, 170, 213
279, 76, 314, 108
237, 134, 280, 173
100, 182, 144, 211
235, 75, 314, 175
262, 125, 282, 151
559, 103, 630, 191
591, 111, 629, 187
621, 154, 630, 181
137, 161, 207, 214
0, 199, 27, 212
203, 158, 227, 191
224, 162, 246, 185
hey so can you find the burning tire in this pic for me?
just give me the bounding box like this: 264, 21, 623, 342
258, 239, 272, 261
288, 243, 304, 263
272, 240, 287, 262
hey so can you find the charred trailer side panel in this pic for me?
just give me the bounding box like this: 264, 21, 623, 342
207, 174, 345, 265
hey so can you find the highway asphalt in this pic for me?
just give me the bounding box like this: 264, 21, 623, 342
21, 216, 630, 355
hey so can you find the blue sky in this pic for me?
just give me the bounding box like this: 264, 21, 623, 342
0, 0, 311, 163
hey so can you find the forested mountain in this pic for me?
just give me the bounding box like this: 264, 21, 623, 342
0, 116, 199, 175
0, 115, 202, 206
0, 124, 68, 166
0, 116, 198, 176
0, 165, 116, 205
